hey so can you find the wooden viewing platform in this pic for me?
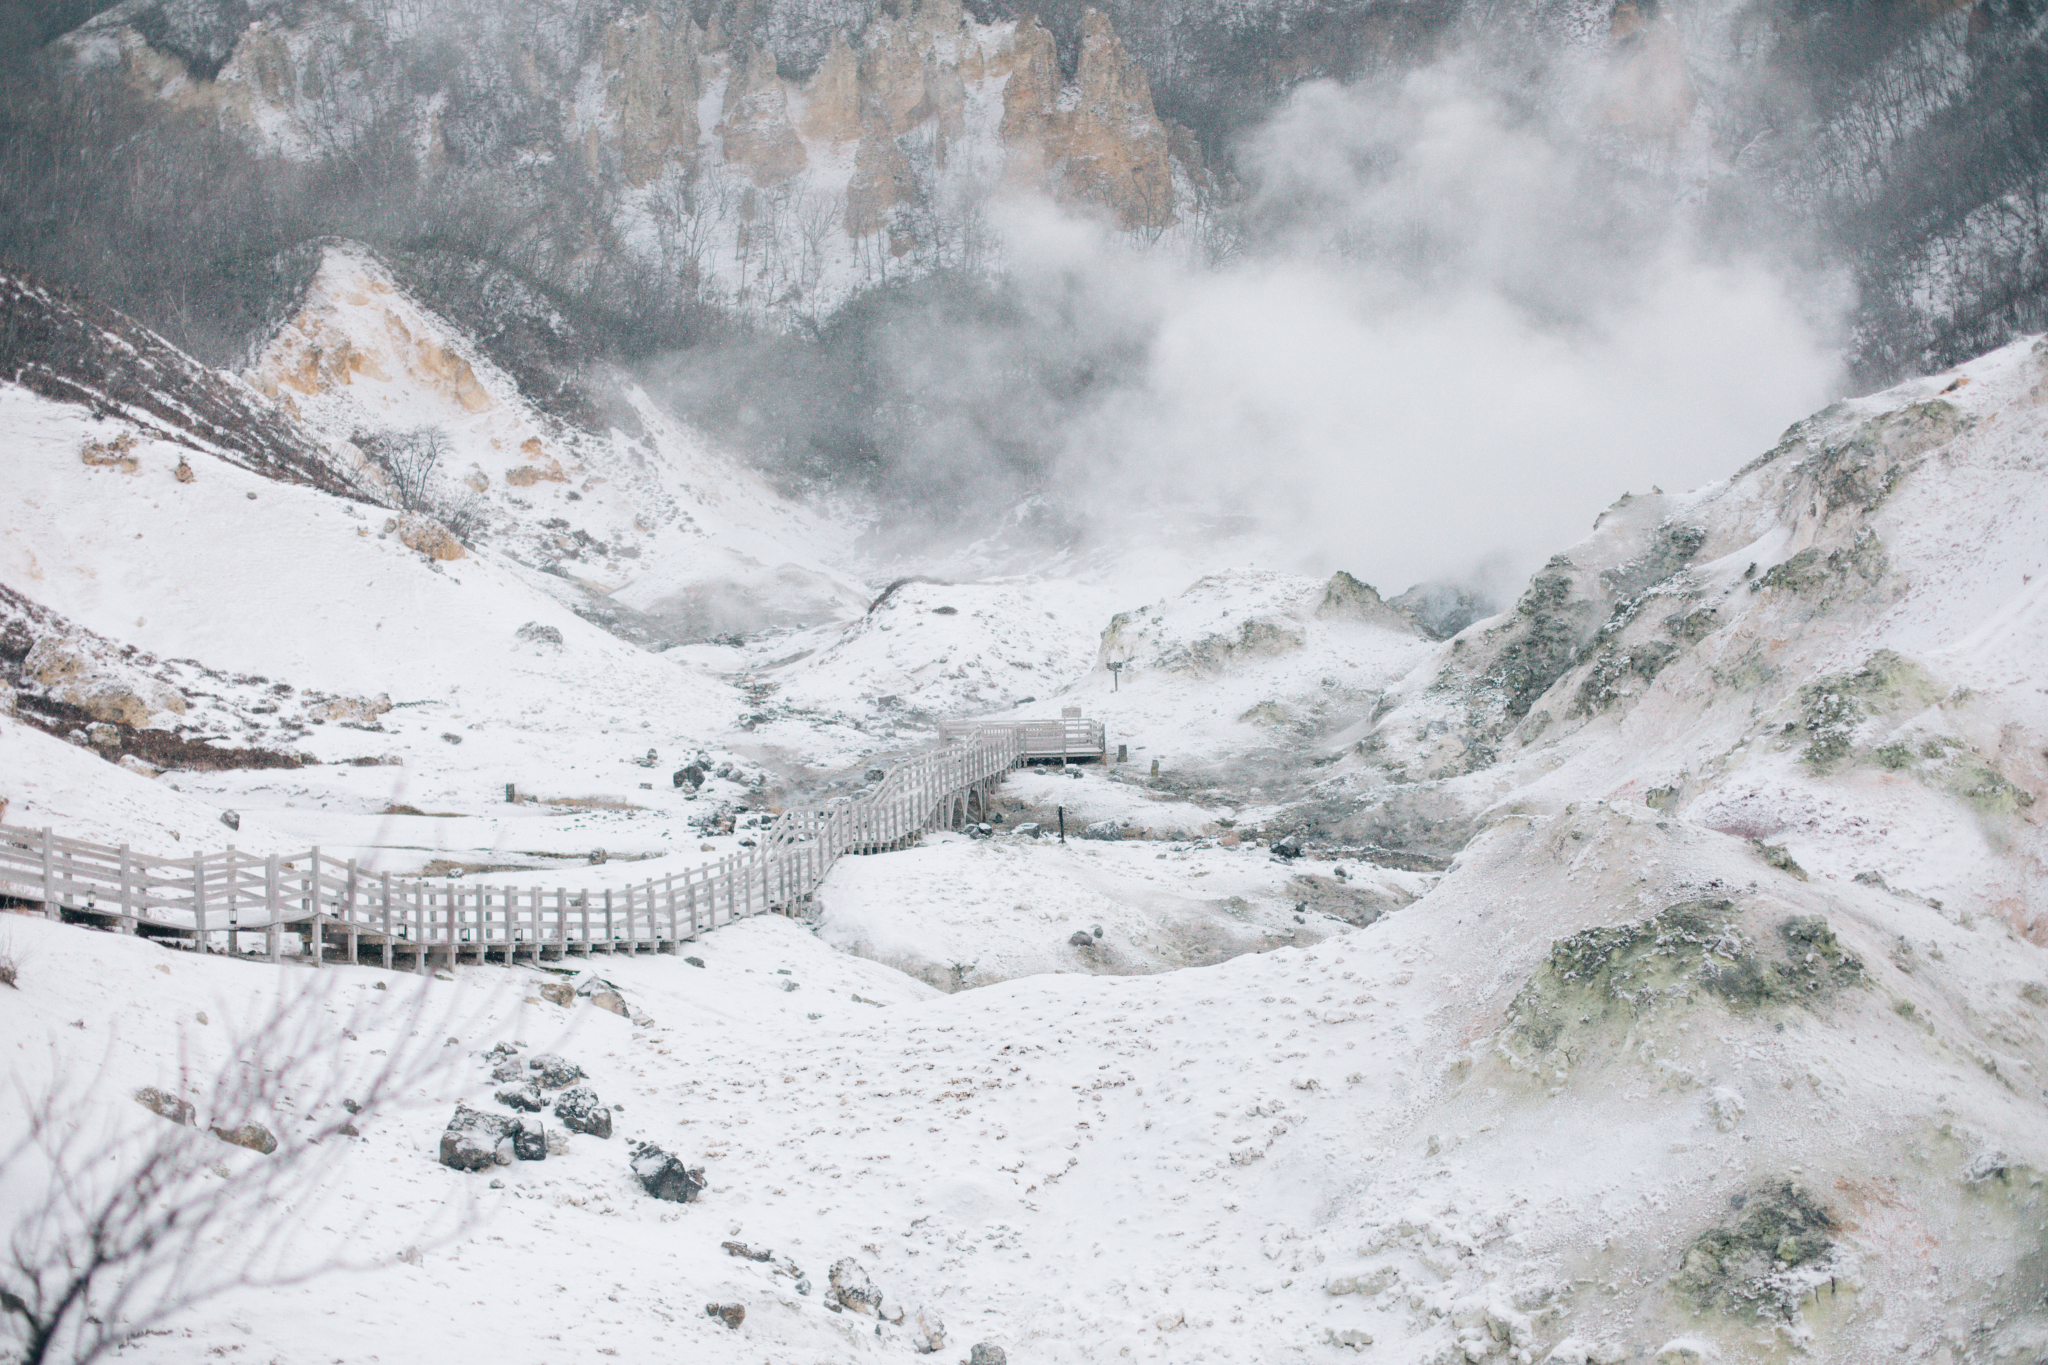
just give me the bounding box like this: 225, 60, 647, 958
0, 718, 1086, 971
936, 714, 1106, 763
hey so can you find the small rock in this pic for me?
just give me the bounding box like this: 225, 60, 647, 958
219, 809, 241, 831
909, 1305, 945, 1354
495, 1084, 545, 1112
970, 1344, 1007, 1365
685, 956, 705, 968
674, 765, 704, 789
1068, 931, 1095, 948
514, 622, 564, 650
1271, 835, 1303, 859
722, 1240, 773, 1262
527, 1053, 584, 1088
134, 1087, 194, 1126
1080, 819, 1122, 841
1217, 831, 1240, 848
210, 1122, 278, 1155
774, 1256, 812, 1296
706, 1302, 745, 1330
173, 458, 195, 483
439, 1104, 516, 1170
489, 1056, 525, 1083
553, 1086, 612, 1139
629, 1141, 705, 1203
511, 1119, 546, 1162
538, 980, 575, 1007
1011, 822, 1040, 838
829, 1258, 882, 1316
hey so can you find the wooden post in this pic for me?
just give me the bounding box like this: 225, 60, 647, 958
39, 828, 55, 919
380, 871, 393, 970
192, 853, 208, 953
415, 882, 429, 976
118, 844, 134, 934
345, 860, 359, 965
265, 855, 282, 962
308, 847, 323, 967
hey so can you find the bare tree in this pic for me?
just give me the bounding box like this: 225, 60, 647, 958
0, 979, 472, 1365
352, 426, 449, 512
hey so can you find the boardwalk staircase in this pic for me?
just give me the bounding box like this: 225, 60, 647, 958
0, 719, 1094, 972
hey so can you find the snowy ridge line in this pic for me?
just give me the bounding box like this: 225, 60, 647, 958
0, 720, 1070, 970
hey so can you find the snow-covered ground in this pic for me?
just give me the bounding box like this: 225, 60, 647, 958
5, 254, 2048, 1364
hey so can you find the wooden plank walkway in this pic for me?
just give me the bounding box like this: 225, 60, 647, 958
0, 719, 1063, 971
937, 714, 1106, 763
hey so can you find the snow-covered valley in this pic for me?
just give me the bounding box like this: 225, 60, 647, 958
3, 239, 2047, 1365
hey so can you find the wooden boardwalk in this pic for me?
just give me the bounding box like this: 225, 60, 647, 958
0, 719, 1078, 971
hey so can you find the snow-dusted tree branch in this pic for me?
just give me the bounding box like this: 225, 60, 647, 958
0, 980, 472, 1365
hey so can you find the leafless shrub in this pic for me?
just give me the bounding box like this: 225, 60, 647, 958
0, 933, 16, 989
0, 978, 476, 1365
351, 426, 448, 513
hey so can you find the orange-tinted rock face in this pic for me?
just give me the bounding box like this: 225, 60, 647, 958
719, 41, 808, 186
603, 12, 702, 185
1602, 5, 1697, 140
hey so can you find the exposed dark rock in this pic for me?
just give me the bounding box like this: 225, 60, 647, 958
970, 1345, 1008, 1365
1067, 931, 1094, 947
630, 1141, 706, 1203
495, 1084, 545, 1112
706, 1302, 745, 1330
134, 1086, 194, 1125
829, 1258, 882, 1315
209, 1121, 277, 1155
527, 1053, 584, 1088
554, 1086, 613, 1139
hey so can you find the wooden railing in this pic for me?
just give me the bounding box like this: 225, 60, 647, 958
0, 721, 1039, 971
936, 716, 1106, 761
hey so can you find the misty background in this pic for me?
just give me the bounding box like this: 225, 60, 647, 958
1, 0, 2042, 601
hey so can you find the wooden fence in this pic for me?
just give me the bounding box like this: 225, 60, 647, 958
0, 720, 1052, 971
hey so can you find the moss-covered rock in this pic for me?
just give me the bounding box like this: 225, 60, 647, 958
1677, 1181, 1837, 1318
1500, 901, 1864, 1071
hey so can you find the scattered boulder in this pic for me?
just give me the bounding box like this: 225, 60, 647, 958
489, 1056, 525, 1083
396, 512, 465, 561
133, 1087, 194, 1126
1012, 822, 1041, 838
495, 1084, 545, 1113
219, 809, 241, 831
1271, 835, 1303, 859
629, 1141, 706, 1202
706, 1302, 745, 1330
722, 1240, 773, 1261
527, 1053, 584, 1088
774, 1256, 812, 1296
685, 956, 706, 968
1080, 819, 1122, 841
574, 974, 629, 1017
554, 1086, 613, 1139
210, 1121, 278, 1155
1067, 931, 1095, 948
970, 1345, 1007, 1365
538, 980, 575, 1007
909, 1305, 945, 1354
829, 1258, 882, 1315
439, 1102, 544, 1169
173, 457, 195, 483
674, 765, 704, 789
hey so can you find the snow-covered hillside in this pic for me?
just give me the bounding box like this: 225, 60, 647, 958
5, 246, 2048, 1365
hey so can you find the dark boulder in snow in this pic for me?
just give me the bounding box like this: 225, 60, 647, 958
706, 1302, 745, 1330
675, 765, 704, 789
629, 1141, 705, 1202
970, 1344, 1007, 1365
1068, 931, 1095, 947
1080, 819, 1122, 840
527, 1053, 584, 1088
554, 1085, 612, 1138
495, 1083, 544, 1112
440, 1102, 544, 1169
829, 1258, 882, 1315
1271, 835, 1303, 859
1011, 822, 1040, 838
134, 1086, 194, 1126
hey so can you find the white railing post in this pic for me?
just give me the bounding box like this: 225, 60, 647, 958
40, 828, 55, 919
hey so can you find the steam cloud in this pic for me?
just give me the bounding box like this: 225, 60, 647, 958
978, 58, 1850, 598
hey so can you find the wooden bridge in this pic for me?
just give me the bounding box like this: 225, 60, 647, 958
0, 718, 1084, 971
937, 714, 1106, 763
